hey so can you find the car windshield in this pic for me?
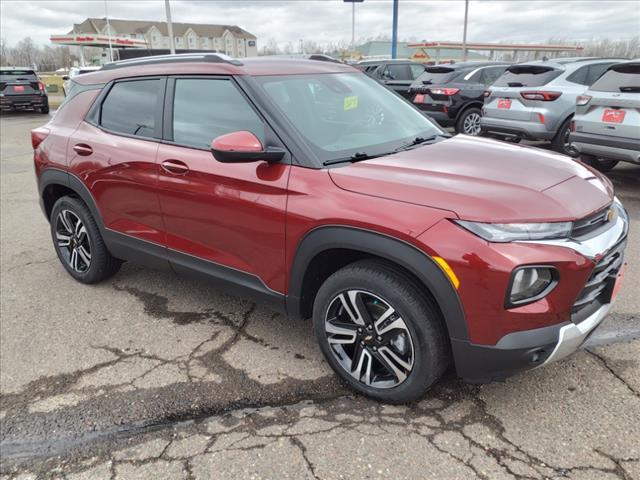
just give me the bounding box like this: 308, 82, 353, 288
0, 70, 36, 81
255, 72, 442, 163
415, 67, 460, 85
590, 63, 640, 92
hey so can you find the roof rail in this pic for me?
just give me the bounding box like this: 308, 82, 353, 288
102, 53, 243, 70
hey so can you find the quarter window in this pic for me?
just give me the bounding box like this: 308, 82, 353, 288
172, 78, 265, 149
100, 79, 161, 138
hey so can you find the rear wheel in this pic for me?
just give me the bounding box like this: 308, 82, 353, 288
313, 259, 449, 403
456, 107, 482, 136
580, 154, 619, 173
551, 117, 577, 156
40, 103, 49, 114
50, 196, 121, 284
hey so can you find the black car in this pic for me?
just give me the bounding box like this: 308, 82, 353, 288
409, 61, 510, 135
0, 68, 49, 114
356, 59, 426, 98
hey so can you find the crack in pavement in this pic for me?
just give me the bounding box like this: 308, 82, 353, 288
585, 348, 640, 399
1, 286, 638, 479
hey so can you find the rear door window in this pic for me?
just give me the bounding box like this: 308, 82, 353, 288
100, 78, 162, 138
494, 65, 562, 87
171, 78, 265, 149
590, 63, 640, 92
585, 63, 616, 86
410, 64, 426, 79
566, 66, 589, 85
481, 66, 509, 85
383, 64, 412, 81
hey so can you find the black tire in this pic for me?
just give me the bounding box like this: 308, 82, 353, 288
50, 196, 121, 284
551, 117, 577, 156
455, 107, 482, 136
40, 103, 50, 114
313, 259, 449, 403
580, 154, 619, 173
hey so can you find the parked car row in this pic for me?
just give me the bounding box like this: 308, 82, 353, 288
358, 57, 638, 171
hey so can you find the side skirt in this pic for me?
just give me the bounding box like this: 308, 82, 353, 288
103, 229, 286, 314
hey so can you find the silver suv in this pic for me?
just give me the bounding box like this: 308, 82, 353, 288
480, 58, 624, 155
570, 60, 640, 172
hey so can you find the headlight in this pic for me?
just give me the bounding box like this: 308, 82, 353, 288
507, 266, 558, 308
455, 220, 572, 242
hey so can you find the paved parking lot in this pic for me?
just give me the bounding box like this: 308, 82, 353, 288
1, 111, 639, 479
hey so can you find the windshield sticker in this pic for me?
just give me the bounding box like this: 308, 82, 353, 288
343, 95, 358, 111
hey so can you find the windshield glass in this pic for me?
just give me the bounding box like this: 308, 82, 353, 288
415, 67, 460, 85
0, 70, 36, 81
256, 72, 442, 163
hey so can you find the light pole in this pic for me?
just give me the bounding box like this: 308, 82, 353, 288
391, 0, 398, 59
462, 0, 469, 61
104, 0, 114, 63
344, 0, 364, 49
165, 0, 176, 54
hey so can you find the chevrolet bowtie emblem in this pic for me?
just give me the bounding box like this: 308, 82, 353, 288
364, 335, 373, 341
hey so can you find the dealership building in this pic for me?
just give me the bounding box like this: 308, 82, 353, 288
53, 18, 258, 59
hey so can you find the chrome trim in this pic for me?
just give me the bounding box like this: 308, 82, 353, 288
519, 198, 628, 259
541, 301, 613, 366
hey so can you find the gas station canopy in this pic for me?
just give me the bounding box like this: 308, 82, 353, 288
50, 34, 148, 49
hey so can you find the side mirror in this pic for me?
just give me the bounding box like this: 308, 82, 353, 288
210, 131, 285, 163
62, 75, 69, 81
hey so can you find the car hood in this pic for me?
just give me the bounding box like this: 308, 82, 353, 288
328, 135, 613, 222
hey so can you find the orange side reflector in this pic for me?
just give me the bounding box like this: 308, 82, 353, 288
433, 256, 460, 289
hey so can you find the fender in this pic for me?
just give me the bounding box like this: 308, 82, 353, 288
39, 168, 107, 234
287, 226, 469, 342
454, 101, 483, 123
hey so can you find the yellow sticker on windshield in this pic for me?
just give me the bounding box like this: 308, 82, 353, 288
344, 96, 358, 111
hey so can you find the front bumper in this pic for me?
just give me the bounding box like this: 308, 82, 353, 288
452, 199, 629, 382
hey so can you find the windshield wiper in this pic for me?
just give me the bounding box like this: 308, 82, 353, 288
393, 135, 447, 153
322, 135, 447, 166
323, 151, 385, 166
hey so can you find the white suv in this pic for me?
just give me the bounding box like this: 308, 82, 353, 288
570, 60, 640, 172
481, 57, 624, 155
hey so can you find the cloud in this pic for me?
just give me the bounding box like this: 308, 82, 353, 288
0, 0, 638, 48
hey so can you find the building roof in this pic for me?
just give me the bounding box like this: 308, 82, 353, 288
70, 18, 256, 39
355, 41, 487, 60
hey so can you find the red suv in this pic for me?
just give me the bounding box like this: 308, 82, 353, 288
32, 54, 629, 403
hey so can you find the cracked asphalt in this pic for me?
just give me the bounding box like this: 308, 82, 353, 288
1, 111, 639, 479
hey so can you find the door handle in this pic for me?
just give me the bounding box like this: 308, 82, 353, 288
73, 143, 93, 156
161, 159, 189, 175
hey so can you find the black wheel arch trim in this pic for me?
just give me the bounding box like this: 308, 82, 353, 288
454, 101, 483, 123
39, 168, 107, 234
287, 225, 469, 342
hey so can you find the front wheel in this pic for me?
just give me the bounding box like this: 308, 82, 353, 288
456, 107, 482, 136
313, 259, 449, 403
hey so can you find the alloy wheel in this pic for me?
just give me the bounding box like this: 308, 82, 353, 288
55, 209, 91, 273
323, 290, 414, 389
463, 112, 482, 136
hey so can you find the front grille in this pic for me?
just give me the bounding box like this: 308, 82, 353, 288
572, 238, 626, 316
572, 206, 611, 238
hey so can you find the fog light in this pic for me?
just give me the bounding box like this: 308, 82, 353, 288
506, 266, 557, 308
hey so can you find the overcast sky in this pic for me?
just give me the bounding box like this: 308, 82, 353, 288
1, 0, 638, 48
